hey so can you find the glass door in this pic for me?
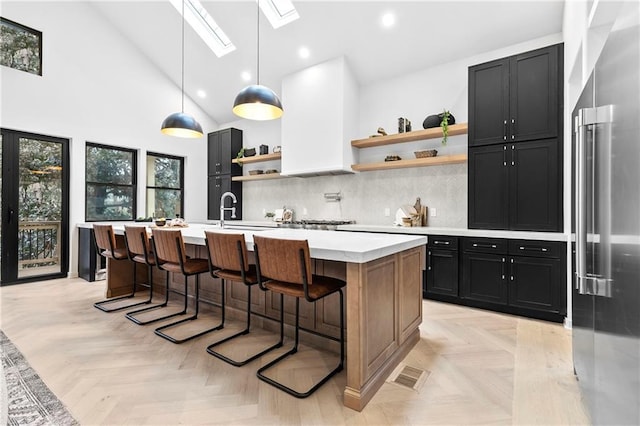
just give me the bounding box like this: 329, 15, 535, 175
1, 129, 69, 285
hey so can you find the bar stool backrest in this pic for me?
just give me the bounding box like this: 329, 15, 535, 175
204, 231, 249, 272
253, 236, 313, 285
152, 229, 186, 265
93, 224, 117, 253
124, 225, 151, 257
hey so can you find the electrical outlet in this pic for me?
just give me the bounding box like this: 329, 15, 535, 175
384, 208, 390, 217
302, 207, 308, 216
430, 208, 437, 217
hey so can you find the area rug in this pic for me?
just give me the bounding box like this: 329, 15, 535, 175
1, 330, 79, 425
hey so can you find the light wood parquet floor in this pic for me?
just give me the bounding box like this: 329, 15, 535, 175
0, 277, 590, 425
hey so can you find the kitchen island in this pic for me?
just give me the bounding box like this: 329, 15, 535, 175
79, 223, 427, 411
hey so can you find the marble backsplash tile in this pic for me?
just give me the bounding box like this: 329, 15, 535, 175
241, 164, 467, 228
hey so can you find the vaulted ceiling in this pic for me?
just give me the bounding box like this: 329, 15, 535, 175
91, 1, 565, 124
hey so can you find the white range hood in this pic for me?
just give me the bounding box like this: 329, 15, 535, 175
280, 56, 358, 177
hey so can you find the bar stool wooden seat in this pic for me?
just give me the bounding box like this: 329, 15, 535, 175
123, 225, 184, 325
93, 224, 151, 313
151, 228, 224, 344
253, 235, 346, 398
203, 231, 283, 366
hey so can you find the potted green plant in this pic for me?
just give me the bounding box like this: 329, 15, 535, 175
236, 148, 245, 166
440, 110, 451, 145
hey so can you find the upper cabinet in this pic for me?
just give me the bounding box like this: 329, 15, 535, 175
468, 44, 561, 147
280, 56, 358, 177
208, 128, 243, 176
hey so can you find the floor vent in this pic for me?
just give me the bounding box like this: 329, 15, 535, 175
387, 363, 430, 391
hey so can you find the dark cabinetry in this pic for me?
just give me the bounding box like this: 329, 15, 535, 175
460, 237, 565, 322
424, 236, 459, 299
469, 44, 560, 147
468, 139, 560, 231
468, 43, 563, 232
207, 128, 242, 220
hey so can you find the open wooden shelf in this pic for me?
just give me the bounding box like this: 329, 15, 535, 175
351, 153, 467, 172
232, 172, 284, 182
351, 123, 468, 148
232, 152, 281, 164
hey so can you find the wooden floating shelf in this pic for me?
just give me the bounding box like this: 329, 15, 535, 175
232, 172, 284, 182
351, 153, 468, 172
232, 152, 281, 164
351, 123, 468, 148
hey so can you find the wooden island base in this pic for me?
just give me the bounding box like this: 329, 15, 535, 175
101, 230, 424, 412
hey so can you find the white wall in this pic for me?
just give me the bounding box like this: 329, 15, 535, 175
1, 2, 217, 277
223, 33, 563, 226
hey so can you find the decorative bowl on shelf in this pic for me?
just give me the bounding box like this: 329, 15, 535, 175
265, 169, 278, 174
244, 147, 256, 157
385, 155, 402, 162
414, 150, 438, 158
248, 170, 264, 175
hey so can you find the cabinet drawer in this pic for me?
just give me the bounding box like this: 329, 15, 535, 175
508, 240, 562, 259
463, 237, 507, 253
428, 235, 458, 250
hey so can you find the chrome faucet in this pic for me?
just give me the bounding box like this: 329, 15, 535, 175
219, 191, 237, 228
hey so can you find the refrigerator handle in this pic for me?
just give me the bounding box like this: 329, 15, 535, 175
575, 110, 588, 293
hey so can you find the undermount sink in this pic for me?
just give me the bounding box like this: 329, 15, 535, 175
211, 225, 270, 231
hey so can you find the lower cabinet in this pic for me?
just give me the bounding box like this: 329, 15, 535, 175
207, 175, 243, 220
424, 235, 566, 323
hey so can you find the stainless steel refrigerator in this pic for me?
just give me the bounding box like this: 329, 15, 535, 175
572, 3, 640, 424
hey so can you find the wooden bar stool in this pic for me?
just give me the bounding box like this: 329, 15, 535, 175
123, 225, 183, 325
151, 228, 224, 344
93, 224, 151, 313
203, 231, 283, 366
253, 235, 346, 398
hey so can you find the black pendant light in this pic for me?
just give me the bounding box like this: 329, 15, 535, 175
232, 0, 283, 120
161, 0, 203, 138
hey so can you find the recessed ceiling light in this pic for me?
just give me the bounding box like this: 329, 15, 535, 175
241, 71, 251, 82
381, 12, 396, 28
298, 46, 310, 59
197, 89, 207, 98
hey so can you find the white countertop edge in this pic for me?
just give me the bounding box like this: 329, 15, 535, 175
337, 225, 569, 242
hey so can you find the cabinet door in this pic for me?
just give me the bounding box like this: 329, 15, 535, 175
208, 131, 221, 176
209, 175, 243, 221
508, 256, 560, 313
509, 139, 560, 231
468, 145, 509, 229
461, 252, 508, 304
425, 248, 458, 297
468, 58, 509, 147
207, 176, 222, 220
218, 128, 243, 176
510, 44, 560, 142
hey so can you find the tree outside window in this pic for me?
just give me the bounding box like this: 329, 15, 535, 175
85, 143, 136, 221
146, 153, 184, 219
0, 17, 42, 76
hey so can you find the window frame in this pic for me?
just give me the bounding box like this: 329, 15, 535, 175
146, 151, 185, 219
0, 16, 43, 76
85, 142, 137, 222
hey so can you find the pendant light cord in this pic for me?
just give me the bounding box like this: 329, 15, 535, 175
256, 0, 260, 86
181, 0, 185, 113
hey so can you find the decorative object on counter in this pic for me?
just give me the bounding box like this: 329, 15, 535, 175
154, 218, 166, 227
244, 147, 256, 157
324, 192, 342, 202
414, 149, 438, 158
273, 145, 281, 153
248, 170, 264, 175
398, 117, 411, 133
160, 0, 203, 138
385, 155, 402, 162
282, 208, 293, 222
168, 217, 188, 227
135, 216, 153, 222
413, 197, 428, 226
264, 211, 275, 219
394, 204, 423, 227
265, 169, 278, 174
259, 144, 269, 155
422, 110, 455, 145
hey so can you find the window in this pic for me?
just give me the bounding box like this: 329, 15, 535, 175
146, 152, 184, 219
85, 143, 136, 221
0, 17, 42, 76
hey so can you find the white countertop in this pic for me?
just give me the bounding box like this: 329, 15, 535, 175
80, 222, 427, 264
337, 224, 568, 242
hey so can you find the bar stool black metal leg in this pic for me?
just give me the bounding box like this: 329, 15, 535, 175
154, 274, 224, 344
94, 262, 152, 313
206, 284, 284, 366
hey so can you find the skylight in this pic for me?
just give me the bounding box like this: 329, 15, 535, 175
259, 0, 300, 29
170, 0, 236, 58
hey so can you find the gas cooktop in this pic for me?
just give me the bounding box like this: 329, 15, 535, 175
278, 219, 355, 230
